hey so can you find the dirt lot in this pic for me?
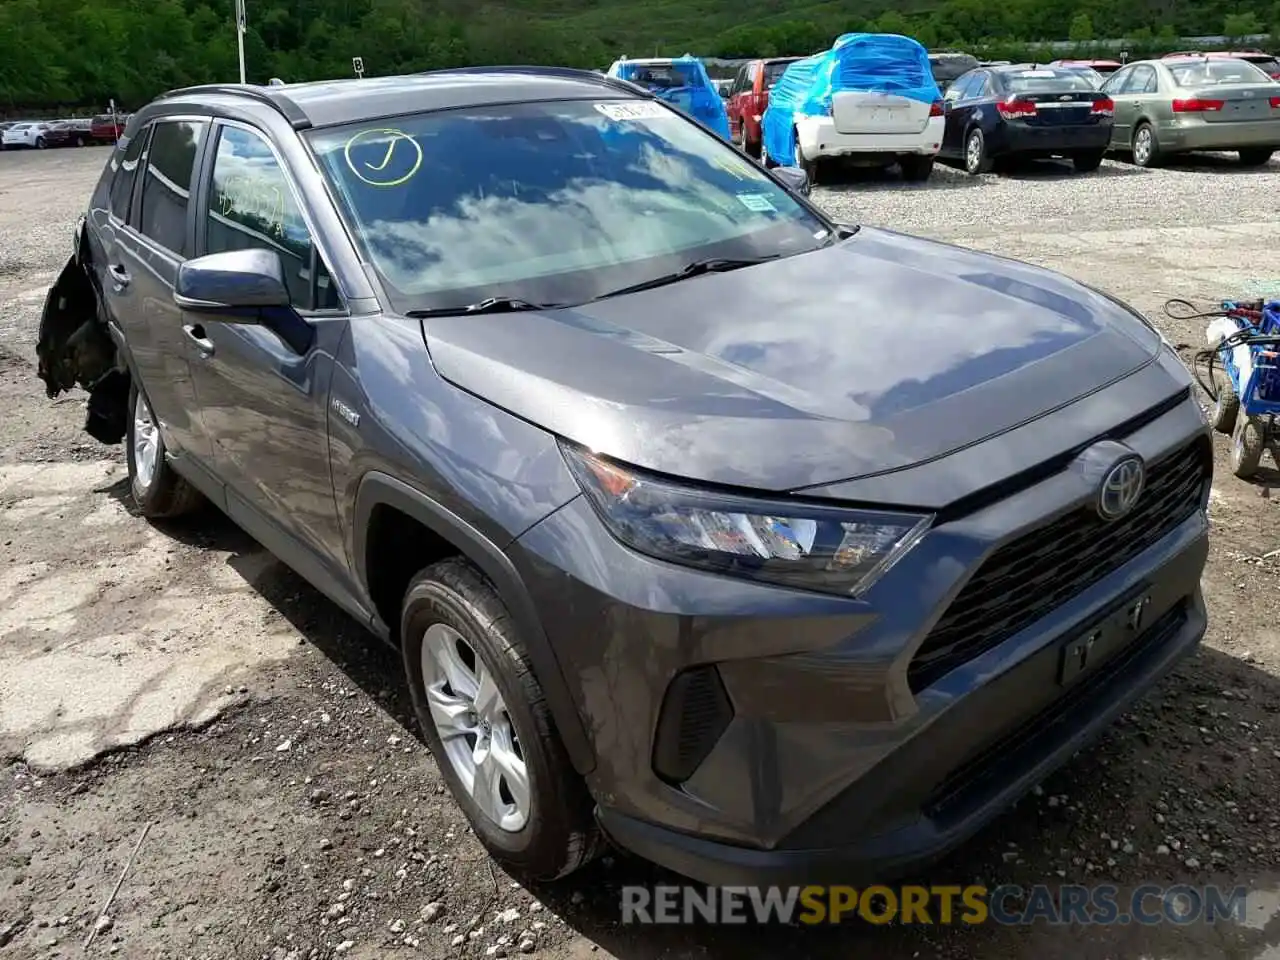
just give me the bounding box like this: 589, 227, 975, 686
1, 145, 1279, 960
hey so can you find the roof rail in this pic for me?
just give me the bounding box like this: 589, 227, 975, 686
157, 83, 311, 129
419, 65, 651, 99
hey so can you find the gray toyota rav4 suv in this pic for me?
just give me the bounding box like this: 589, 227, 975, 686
38, 67, 1211, 885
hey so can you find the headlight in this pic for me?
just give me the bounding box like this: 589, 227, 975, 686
561, 444, 932, 597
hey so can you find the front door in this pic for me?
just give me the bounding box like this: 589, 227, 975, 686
1102, 66, 1137, 147
104, 118, 215, 467
185, 121, 349, 570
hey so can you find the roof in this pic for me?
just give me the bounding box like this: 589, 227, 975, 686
157, 67, 646, 130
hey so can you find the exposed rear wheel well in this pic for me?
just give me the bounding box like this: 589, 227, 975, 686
364, 503, 460, 643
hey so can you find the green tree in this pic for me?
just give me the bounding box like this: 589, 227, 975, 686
1068, 12, 1094, 42
1224, 11, 1264, 40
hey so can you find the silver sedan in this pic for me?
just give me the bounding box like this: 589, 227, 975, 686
1100, 56, 1280, 166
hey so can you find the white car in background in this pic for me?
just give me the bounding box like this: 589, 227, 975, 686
2, 122, 52, 150
763, 33, 946, 182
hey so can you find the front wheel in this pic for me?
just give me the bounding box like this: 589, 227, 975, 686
35, 137, 45, 150
1131, 123, 1161, 167
74, 136, 85, 148
899, 154, 935, 182
126, 381, 204, 518
1073, 150, 1105, 173
1209, 365, 1240, 435
402, 559, 601, 880
1238, 148, 1273, 167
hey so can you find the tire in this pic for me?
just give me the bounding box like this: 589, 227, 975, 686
899, 155, 935, 182
743, 134, 761, 159
963, 128, 992, 175
1073, 150, 1105, 173
1131, 122, 1161, 168
1230, 416, 1267, 480
35, 137, 45, 150
1209, 365, 1240, 435
125, 380, 204, 518
74, 136, 85, 148
1238, 148, 1273, 167
792, 130, 819, 183
401, 558, 602, 881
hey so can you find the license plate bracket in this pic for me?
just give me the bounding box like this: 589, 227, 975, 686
1057, 586, 1153, 687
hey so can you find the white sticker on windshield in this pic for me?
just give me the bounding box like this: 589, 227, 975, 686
1019, 70, 1057, 78
594, 101, 670, 121
737, 193, 777, 213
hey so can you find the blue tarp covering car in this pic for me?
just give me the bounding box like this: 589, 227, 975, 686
762, 33, 941, 166
607, 56, 732, 141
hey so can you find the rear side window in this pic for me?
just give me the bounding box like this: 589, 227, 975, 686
138, 119, 208, 255
764, 60, 795, 88
205, 125, 340, 311
109, 128, 148, 221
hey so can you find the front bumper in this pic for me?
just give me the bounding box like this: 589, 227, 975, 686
796, 115, 943, 161
510, 388, 1210, 885
1157, 115, 1280, 152
995, 122, 1112, 156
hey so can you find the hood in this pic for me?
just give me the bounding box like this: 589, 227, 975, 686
419, 227, 1161, 493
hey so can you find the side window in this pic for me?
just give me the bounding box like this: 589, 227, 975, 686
206, 125, 340, 311
137, 119, 208, 255
732, 64, 750, 94
944, 73, 971, 100
109, 126, 149, 222
971, 74, 992, 98
1130, 65, 1157, 93
748, 62, 762, 91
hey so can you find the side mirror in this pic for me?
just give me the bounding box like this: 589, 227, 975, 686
773, 165, 811, 196
174, 248, 291, 314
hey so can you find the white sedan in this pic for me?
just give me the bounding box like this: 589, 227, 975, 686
2, 122, 52, 149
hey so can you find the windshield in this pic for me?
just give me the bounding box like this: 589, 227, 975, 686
1003, 69, 1097, 93
620, 63, 698, 90
1169, 59, 1271, 86
764, 60, 799, 87
307, 99, 830, 312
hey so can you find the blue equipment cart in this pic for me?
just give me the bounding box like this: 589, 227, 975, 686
1193, 298, 1280, 478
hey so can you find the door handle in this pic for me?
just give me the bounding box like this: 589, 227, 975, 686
183, 323, 215, 355
107, 264, 130, 288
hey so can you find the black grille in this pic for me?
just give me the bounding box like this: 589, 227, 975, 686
908, 438, 1210, 693
651, 665, 734, 784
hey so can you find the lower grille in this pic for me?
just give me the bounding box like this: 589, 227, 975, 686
908, 437, 1210, 693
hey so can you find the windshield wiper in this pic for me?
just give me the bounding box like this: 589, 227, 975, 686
591, 254, 782, 301
406, 296, 570, 319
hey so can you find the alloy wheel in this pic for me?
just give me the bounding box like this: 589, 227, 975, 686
1133, 128, 1152, 165
132, 390, 159, 492
966, 132, 983, 173
420, 623, 530, 832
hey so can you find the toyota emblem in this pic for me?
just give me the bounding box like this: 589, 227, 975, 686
1098, 456, 1145, 521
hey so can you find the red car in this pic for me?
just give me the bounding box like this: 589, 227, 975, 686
1051, 59, 1124, 76
89, 114, 127, 144
726, 57, 802, 157
1162, 49, 1280, 80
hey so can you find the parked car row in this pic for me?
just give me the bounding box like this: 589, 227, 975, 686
0, 113, 130, 150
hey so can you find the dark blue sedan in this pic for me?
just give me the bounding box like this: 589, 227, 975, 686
938, 64, 1116, 174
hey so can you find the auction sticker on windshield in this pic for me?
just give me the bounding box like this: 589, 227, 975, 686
594, 102, 671, 121
737, 193, 777, 213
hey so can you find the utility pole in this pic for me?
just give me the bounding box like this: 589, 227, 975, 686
235, 0, 247, 83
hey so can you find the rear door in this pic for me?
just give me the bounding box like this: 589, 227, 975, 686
103, 117, 216, 468
727, 63, 751, 141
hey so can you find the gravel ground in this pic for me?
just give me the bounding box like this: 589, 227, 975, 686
2, 146, 1280, 960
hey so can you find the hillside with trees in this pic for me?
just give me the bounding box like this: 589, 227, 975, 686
3, 0, 1280, 110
